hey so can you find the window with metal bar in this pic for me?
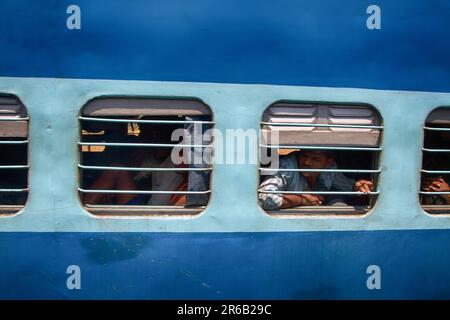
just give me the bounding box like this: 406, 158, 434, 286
420, 107, 450, 214
258, 102, 382, 216
0, 95, 29, 215
78, 98, 213, 216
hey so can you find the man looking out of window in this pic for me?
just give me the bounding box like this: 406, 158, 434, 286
258, 150, 373, 210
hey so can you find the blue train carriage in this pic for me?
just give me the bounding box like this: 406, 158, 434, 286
1, 0, 450, 299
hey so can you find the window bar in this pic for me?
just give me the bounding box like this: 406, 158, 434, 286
0, 117, 30, 121
78, 164, 212, 172
0, 188, 29, 192
423, 126, 450, 132
84, 204, 206, 208
261, 144, 382, 151
78, 188, 211, 195
259, 168, 381, 173
79, 116, 214, 125
78, 142, 212, 148
261, 122, 383, 129
421, 170, 450, 174
0, 165, 29, 169
258, 190, 379, 195
422, 148, 450, 153
0, 140, 29, 145
419, 191, 450, 195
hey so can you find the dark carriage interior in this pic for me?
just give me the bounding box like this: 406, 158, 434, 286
0, 96, 28, 214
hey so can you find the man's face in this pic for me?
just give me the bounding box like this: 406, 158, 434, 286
298, 151, 334, 177
143, 125, 173, 162
153, 147, 171, 162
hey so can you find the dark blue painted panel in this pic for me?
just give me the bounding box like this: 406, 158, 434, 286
0, 1, 450, 91
0, 230, 449, 299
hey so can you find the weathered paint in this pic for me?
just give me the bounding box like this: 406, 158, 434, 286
0, 230, 450, 299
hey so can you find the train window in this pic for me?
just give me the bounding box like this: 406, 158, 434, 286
0, 95, 29, 215
420, 107, 450, 214
78, 98, 213, 216
258, 102, 382, 216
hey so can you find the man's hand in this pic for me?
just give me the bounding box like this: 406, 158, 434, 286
280, 194, 324, 208
422, 177, 450, 192
301, 194, 324, 206
422, 177, 450, 204
354, 179, 373, 193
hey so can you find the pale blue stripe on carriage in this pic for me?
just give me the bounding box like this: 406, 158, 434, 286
0, 77, 450, 232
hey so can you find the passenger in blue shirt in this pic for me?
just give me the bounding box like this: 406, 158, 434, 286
258, 150, 373, 210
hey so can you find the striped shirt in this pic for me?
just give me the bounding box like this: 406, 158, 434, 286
258, 154, 356, 210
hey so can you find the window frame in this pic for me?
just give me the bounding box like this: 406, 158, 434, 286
77, 97, 214, 217
258, 100, 383, 217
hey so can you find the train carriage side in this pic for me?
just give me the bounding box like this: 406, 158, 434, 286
1, 0, 450, 299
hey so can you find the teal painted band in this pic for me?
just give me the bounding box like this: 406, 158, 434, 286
2, 76, 450, 232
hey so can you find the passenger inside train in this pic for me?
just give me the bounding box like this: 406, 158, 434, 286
258, 150, 373, 210
83, 124, 183, 205
79, 98, 212, 214
420, 109, 450, 209
258, 102, 381, 214
82, 122, 191, 206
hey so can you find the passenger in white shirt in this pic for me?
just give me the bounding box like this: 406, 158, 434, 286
83, 124, 184, 206
134, 152, 183, 205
